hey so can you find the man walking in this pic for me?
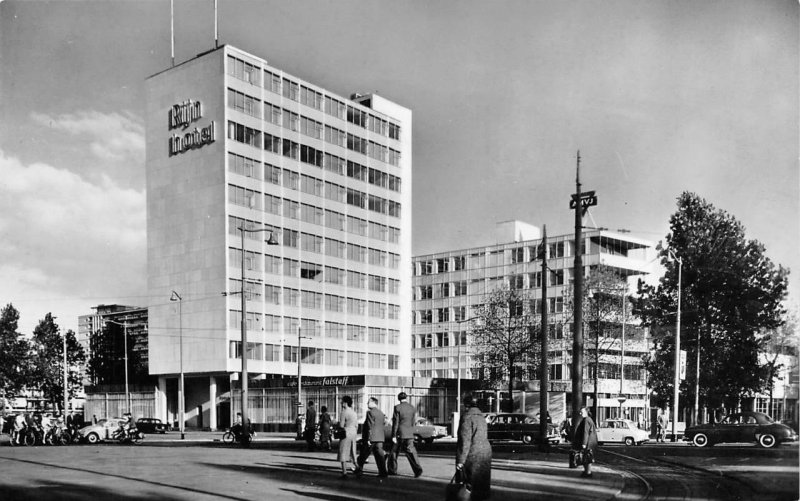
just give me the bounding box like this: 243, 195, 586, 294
388, 392, 423, 477
305, 400, 317, 451
355, 397, 388, 478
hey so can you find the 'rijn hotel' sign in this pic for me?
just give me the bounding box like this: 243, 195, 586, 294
168, 99, 215, 156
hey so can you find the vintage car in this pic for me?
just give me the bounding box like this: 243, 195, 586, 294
135, 417, 169, 434
596, 419, 649, 446
78, 418, 125, 444
683, 411, 798, 448
347, 416, 448, 445
486, 413, 560, 445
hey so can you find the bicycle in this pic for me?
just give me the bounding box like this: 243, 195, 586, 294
222, 427, 255, 444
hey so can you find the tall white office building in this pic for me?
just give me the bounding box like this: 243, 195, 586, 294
146, 45, 412, 429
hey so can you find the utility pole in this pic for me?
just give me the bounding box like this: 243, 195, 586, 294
539, 225, 549, 451
572, 152, 584, 426
570, 151, 597, 424
63, 333, 68, 415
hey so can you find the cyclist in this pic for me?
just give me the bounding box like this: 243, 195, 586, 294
117, 412, 133, 439
231, 412, 244, 440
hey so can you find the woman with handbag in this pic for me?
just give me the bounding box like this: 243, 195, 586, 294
572, 406, 599, 478
337, 396, 358, 479
453, 393, 492, 500
318, 406, 332, 451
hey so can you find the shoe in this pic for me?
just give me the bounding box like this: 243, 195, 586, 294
580, 472, 593, 478
354, 468, 363, 478
339, 474, 349, 480
414, 469, 423, 478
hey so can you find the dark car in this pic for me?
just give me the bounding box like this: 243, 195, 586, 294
486, 413, 560, 445
135, 418, 169, 434
684, 411, 798, 448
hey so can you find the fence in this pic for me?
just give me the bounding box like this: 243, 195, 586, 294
84, 391, 156, 421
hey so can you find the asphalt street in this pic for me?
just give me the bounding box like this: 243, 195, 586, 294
0, 433, 796, 500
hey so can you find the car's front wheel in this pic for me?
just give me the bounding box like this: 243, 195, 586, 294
86, 433, 100, 444
758, 433, 777, 448
693, 433, 711, 447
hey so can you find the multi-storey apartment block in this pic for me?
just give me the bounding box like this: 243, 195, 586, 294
145, 45, 412, 430
412, 221, 655, 422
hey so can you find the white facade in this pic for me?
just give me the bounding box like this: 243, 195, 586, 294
145, 45, 411, 428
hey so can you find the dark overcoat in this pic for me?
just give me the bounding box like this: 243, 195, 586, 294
456, 407, 492, 500
573, 416, 598, 463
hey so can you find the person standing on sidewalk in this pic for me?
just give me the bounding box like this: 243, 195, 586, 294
573, 406, 598, 478
355, 397, 388, 478
337, 396, 358, 479
388, 392, 423, 478
456, 394, 492, 500
305, 400, 317, 451
318, 406, 332, 451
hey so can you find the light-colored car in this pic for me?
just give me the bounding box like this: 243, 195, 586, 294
79, 418, 124, 444
597, 419, 649, 446
414, 417, 448, 443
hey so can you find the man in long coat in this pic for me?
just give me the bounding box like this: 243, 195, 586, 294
456, 394, 492, 500
304, 400, 317, 450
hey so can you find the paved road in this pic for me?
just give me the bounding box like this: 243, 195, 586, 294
0, 433, 796, 500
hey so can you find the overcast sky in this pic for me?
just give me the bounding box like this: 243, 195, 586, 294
1, 0, 797, 336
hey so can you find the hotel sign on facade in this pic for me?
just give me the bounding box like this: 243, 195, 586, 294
168, 99, 215, 156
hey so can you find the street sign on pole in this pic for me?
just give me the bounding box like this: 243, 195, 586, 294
679, 350, 687, 380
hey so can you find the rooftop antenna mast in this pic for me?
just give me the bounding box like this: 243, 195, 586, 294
170, 0, 175, 66
214, 0, 219, 49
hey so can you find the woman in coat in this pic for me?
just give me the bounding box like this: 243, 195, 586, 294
318, 406, 332, 451
573, 406, 599, 477
456, 394, 492, 500
337, 396, 358, 479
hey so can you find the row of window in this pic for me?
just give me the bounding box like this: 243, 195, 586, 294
229, 123, 401, 217
227, 216, 401, 271
414, 242, 580, 276
414, 306, 468, 324
229, 311, 400, 342
229, 341, 400, 369
229, 155, 401, 242
412, 331, 469, 348
412, 298, 565, 325
246, 90, 401, 167
227, 55, 401, 141
414, 281, 468, 300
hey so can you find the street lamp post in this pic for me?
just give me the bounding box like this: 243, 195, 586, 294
170, 291, 185, 440
297, 325, 311, 414
238, 225, 279, 447
63, 333, 69, 415
619, 290, 626, 417
667, 248, 682, 442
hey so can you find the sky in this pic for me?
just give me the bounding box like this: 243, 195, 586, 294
0, 0, 797, 337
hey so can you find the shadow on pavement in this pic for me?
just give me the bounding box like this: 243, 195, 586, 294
200, 460, 554, 501
0, 479, 187, 501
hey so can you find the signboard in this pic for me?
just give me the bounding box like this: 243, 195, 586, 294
569, 190, 598, 209
168, 99, 215, 156
679, 350, 687, 380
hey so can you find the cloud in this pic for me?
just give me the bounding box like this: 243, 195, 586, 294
0, 149, 146, 336
31, 110, 144, 163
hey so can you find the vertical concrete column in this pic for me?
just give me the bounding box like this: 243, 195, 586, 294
495, 390, 501, 413
209, 376, 217, 431
157, 377, 168, 422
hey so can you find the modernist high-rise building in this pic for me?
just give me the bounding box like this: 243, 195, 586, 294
146, 45, 412, 430
411, 221, 654, 422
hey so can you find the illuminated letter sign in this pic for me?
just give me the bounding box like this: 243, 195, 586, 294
168, 99, 215, 156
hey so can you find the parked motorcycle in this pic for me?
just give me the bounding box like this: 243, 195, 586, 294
222, 427, 256, 444
111, 427, 144, 445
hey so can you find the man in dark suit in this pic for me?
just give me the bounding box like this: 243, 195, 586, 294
304, 400, 317, 451
355, 397, 388, 478
388, 392, 423, 477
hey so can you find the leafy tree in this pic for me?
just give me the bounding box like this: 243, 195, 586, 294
0, 303, 31, 400
635, 192, 789, 414
469, 287, 539, 409
30, 313, 86, 410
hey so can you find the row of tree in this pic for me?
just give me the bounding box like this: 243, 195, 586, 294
0, 305, 85, 411
463, 192, 794, 417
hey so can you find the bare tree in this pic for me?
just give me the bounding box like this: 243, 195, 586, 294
470, 287, 539, 410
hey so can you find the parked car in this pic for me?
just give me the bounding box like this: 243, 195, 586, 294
684, 411, 798, 448
486, 413, 560, 445
413, 417, 448, 444
597, 419, 649, 446
79, 418, 125, 444
135, 417, 169, 434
